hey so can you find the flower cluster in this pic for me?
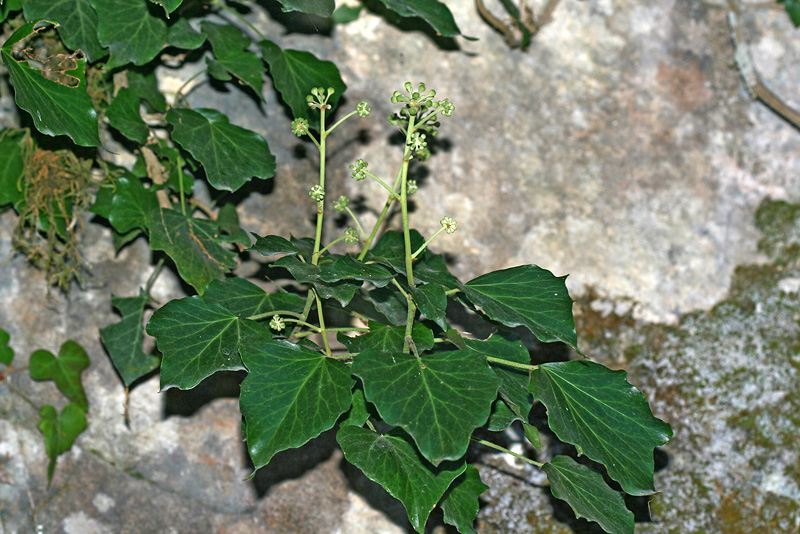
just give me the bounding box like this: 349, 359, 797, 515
307, 87, 334, 110
407, 180, 418, 195
291, 118, 309, 137
440, 216, 457, 234
409, 132, 427, 153
356, 101, 371, 118
350, 158, 368, 181
343, 228, 359, 244
391, 82, 437, 115
269, 315, 285, 331
334, 195, 349, 212
309, 185, 325, 202
436, 98, 455, 117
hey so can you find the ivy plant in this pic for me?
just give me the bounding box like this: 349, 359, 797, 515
0, 1, 672, 532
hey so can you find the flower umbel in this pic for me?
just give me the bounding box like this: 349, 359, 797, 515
356, 101, 371, 118
291, 118, 309, 136
309, 185, 325, 202
407, 180, 418, 195
409, 132, 427, 152
269, 315, 285, 331
334, 195, 349, 212
350, 158, 368, 181
441, 216, 457, 234
307, 87, 335, 110
344, 228, 359, 244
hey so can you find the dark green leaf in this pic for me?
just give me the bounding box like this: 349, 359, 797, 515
332, 4, 363, 23
272, 255, 320, 282
340, 384, 370, 427
106, 87, 148, 144
484, 397, 518, 431
1, 22, 100, 147
271, 255, 360, 306
148, 137, 194, 194
203, 277, 305, 318
374, 0, 464, 37
149, 0, 182, 17
126, 68, 166, 112
1, 0, 24, 24
319, 255, 394, 287
146, 295, 273, 389
368, 229, 423, 274
201, 22, 263, 96
346, 286, 408, 325
0, 328, 14, 366
290, 235, 316, 260
240, 339, 353, 469
412, 283, 447, 330
167, 17, 206, 50
338, 426, 466, 533
24, 0, 106, 62
544, 455, 634, 534
29, 340, 90, 411
352, 349, 499, 465
275, 0, 334, 17
779, 0, 800, 26
439, 465, 487, 534
100, 291, 159, 387
166, 107, 275, 192
465, 332, 533, 424
530, 361, 673, 495
38, 403, 87, 485
0, 128, 26, 207
90, 0, 168, 69
464, 265, 578, 349
338, 322, 434, 354
108, 176, 158, 234
259, 39, 346, 123
313, 280, 360, 307
215, 203, 250, 245
147, 208, 238, 294
415, 251, 460, 289
248, 234, 301, 257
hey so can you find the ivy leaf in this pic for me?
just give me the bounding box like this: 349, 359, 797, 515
415, 251, 460, 289
38, 403, 87, 485
108, 176, 158, 234
463, 265, 578, 349
201, 22, 264, 96
24, 0, 106, 62
530, 361, 673, 495
216, 203, 250, 245
126, 68, 166, 112
340, 384, 370, 428
166, 108, 275, 192
352, 349, 500, 465
368, 230, 423, 274
338, 322, 434, 353
149, 0, 182, 17
29, 340, 90, 411
167, 17, 206, 50
412, 284, 447, 330
374, 0, 465, 38
275, 0, 334, 17
332, 4, 363, 23
90, 0, 167, 69
259, 39, 346, 123
1, 0, 23, 24
106, 87, 148, 144
779, 0, 800, 26
1, 22, 100, 147
544, 455, 634, 534
439, 465, 488, 534
0, 128, 26, 207
337, 426, 466, 533
239, 339, 353, 470
465, 332, 533, 425
0, 328, 14, 366
319, 255, 394, 287
203, 277, 305, 317
147, 208, 238, 294
146, 295, 273, 390
100, 291, 159, 387
248, 234, 301, 257
313, 280, 360, 307
345, 287, 408, 326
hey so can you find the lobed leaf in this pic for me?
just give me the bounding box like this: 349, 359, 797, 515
126, 68, 166, 112
38, 403, 87, 485
319, 255, 394, 287
240, 339, 353, 469
215, 203, 250, 245
202, 22, 264, 96
106, 87, 149, 144
100, 291, 159, 387
146, 295, 273, 390
374, 0, 465, 37
149, 0, 182, 17
1, 22, 100, 147
259, 39, 346, 123
339, 322, 434, 354
90, 0, 167, 69
464, 265, 578, 349
0, 128, 26, 207
24, 0, 106, 62
340, 384, 370, 428
544, 455, 634, 534
439, 465, 488, 534
147, 208, 238, 294
411, 283, 447, 330
29, 340, 90, 411
248, 234, 301, 257
337, 426, 466, 533
203, 277, 305, 318
166, 108, 275, 192
530, 361, 673, 495
352, 349, 499, 465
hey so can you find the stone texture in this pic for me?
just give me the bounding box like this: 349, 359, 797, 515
2, 0, 800, 533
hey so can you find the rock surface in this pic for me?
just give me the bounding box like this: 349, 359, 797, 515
2, 0, 800, 533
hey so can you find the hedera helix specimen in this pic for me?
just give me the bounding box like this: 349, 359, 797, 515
147, 83, 673, 534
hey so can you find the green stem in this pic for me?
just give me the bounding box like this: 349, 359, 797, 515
444, 288, 461, 296
412, 227, 445, 259
144, 258, 165, 296
344, 206, 367, 239
247, 310, 306, 322
290, 292, 316, 340
318, 235, 347, 256
173, 69, 206, 107
401, 114, 417, 288
212, 0, 267, 40
365, 170, 401, 200
357, 167, 403, 261
314, 290, 332, 357
177, 155, 186, 216
312, 107, 327, 266
484, 356, 539, 372
472, 438, 544, 467
327, 110, 358, 134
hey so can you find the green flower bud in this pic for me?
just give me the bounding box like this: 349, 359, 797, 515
334, 195, 349, 212
344, 228, 359, 244
407, 180, 418, 195
409, 132, 427, 152
269, 315, 285, 331
349, 158, 368, 181
356, 101, 371, 118
440, 216, 457, 234
291, 118, 310, 136
309, 184, 325, 201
